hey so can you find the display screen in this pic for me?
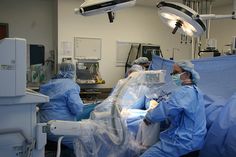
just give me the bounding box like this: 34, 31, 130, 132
30, 44, 45, 65
142, 45, 161, 61
0, 23, 9, 40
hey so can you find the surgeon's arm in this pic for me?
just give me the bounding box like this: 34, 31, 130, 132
67, 89, 84, 116
144, 101, 167, 124
144, 90, 184, 124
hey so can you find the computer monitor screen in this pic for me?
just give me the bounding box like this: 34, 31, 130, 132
29, 44, 45, 65
142, 45, 160, 61
0, 23, 9, 40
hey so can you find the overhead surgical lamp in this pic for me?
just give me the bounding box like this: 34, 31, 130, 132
75, 0, 136, 23
157, 1, 236, 37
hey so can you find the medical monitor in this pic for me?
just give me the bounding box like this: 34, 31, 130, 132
142, 45, 161, 61
0, 23, 8, 40
0, 38, 26, 96
29, 44, 45, 65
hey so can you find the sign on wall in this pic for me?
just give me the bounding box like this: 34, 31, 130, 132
74, 37, 101, 60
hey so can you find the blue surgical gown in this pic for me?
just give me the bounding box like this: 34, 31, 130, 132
141, 85, 207, 157
39, 78, 83, 122
38, 78, 84, 148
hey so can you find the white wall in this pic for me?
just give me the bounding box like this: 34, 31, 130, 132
58, 0, 192, 88
210, 5, 236, 53
0, 0, 192, 88
2, 0, 234, 88
0, 0, 55, 60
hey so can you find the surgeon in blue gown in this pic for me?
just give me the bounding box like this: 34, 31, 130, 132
38, 62, 84, 149
141, 61, 207, 157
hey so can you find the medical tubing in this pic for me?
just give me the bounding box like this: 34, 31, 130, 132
56, 136, 64, 157
153, 90, 171, 102
25, 139, 35, 157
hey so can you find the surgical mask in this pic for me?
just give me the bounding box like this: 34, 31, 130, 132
171, 72, 184, 86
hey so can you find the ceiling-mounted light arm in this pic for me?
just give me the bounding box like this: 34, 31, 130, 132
195, 14, 235, 20
193, 0, 236, 20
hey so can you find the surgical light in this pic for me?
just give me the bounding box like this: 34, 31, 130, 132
157, 1, 236, 37
157, 1, 206, 37
76, 0, 136, 23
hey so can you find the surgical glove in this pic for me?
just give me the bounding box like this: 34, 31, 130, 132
120, 109, 131, 117
143, 118, 152, 126
148, 100, 158, 110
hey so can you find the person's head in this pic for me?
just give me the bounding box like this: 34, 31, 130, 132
171, 60, 200, 86
55, 62, 75, 79
127, 64, 144, 76
133, 57, 150, 70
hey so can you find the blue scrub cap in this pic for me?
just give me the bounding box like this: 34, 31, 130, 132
54, 63, 75, 79
133, 57, 150, 65
176, 60, 200, 84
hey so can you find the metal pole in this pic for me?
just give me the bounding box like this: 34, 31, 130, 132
191, 0, 195, 59
196, 1, 201, 59
207, 1, 212, 40
200, 14, 234, 20
233, 0, 236, 19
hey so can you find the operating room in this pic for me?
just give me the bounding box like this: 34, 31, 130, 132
1, 0, 236, 157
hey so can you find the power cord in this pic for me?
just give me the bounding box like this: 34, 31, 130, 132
56, 136, 64, 157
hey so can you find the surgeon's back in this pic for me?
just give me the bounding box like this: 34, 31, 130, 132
39, 78, 83, 122
38, 63, 84, 123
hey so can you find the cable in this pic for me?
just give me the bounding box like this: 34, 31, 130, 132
25, 139, 35, 157
56, 136, 64, 157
